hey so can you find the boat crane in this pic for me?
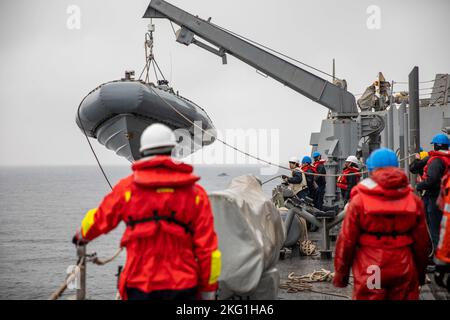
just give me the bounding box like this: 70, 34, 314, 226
144, 0, 387, 207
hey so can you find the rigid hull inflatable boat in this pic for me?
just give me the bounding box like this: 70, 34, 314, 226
76, 78, 216, 162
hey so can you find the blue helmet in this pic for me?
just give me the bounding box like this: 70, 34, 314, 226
366, 148, 399, 172
301, 156, 312, 164
431, 133, 450, 145
312, 151, 321, 158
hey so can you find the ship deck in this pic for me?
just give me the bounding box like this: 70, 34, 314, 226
277, 230, 450, 300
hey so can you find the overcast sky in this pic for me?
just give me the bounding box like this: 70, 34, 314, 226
0, 0, 449, 166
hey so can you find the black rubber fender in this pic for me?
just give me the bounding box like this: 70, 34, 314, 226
282, 209, 302, 247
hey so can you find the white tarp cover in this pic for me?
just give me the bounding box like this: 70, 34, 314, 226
209, 175, 285, 298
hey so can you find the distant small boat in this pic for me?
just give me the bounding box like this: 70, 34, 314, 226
218, 173, 229, 177
76, 77, 216, 162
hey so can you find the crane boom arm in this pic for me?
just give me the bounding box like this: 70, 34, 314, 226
144, 0, 358, 114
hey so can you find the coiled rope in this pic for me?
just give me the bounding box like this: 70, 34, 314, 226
298, 217, 318, 256
279, 269, 350, 299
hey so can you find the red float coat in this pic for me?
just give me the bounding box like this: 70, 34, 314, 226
312, 159, 326, 171
333, 167, 429, 300
76, 156, 221, 300
436, 175, 450, 264
422, 150, 450, 180
336, 166, 361, 190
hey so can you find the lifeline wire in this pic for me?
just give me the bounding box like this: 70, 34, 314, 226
49, 256, 85, 300
49, 247, 124, 300
393, 78, 441, 85
82, 15, 429, 188
147, 85, 290, 171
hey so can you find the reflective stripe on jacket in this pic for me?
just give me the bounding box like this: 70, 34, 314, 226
290, 167, 308, 195
337, 167, 361, 190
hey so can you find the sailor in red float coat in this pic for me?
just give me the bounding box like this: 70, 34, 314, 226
73, 124, 221, 300
333, 166, 429, 300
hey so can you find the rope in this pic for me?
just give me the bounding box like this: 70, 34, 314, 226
261, 175, 283, 185
298, 218, 318, 256
148, 85, 291, 171
279, 269, 350, 299
49, 257, 85, 300
149, 84, 418, 177
153, 58, 167, 81
49, 248, 123, 300
90, 248, 124, 266
77, 93, 113, 190
78, 26, 172, 191
138, 52, 152, 81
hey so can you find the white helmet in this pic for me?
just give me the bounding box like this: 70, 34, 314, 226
345, 155, 359, 166
288, 156, 298, 163
139, 123, 177, 156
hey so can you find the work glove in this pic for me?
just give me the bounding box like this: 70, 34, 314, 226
72, 231, 89, 246
281, 175, 288, 180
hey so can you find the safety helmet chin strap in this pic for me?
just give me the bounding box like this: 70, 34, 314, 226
434, 144, 449, 151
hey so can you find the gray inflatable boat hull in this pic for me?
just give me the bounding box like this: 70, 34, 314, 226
76, 80, 216, 161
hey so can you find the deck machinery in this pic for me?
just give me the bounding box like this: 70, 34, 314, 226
142, 1, 450, 259
141, 0, 394, 260
144, 0, 387, 209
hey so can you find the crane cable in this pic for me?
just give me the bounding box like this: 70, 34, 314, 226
78, 28, 171, 192
148, 84, 417, 178
208, 21, 339, 80
169, 20, 339, 81
77, 79, 416, 192
80, 18, 425, 190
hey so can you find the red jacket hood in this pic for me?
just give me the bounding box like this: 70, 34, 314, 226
352, 167, 411, 199
131, 156, 200, 187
